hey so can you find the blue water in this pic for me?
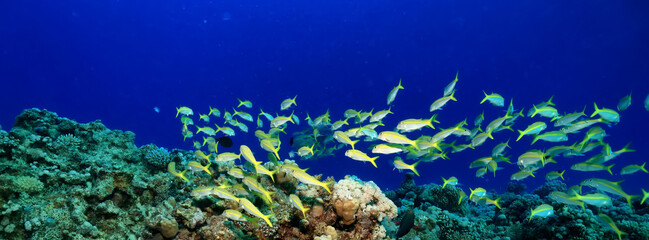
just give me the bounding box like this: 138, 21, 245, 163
2, 0, 648, 193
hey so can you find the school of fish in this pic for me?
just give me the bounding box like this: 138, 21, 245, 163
171, 74, 648, 238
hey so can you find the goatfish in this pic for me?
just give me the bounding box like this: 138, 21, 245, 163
491, 139, 510, 157
290, 170, 333, 193
345, 149, 378, 168
441, 176, 458, 189
484, 114, 512, 133
238, 198, 274, 227
560, 118, 605, 134
469, 187, 487, 200
470, 131, 493, 148
483, 196, 502, 209
270, 114, 295, 128
370, 108, 393, 123
378, 131, 420, 150
392, 158, 421, 176
334, 131, 359, 150
297, 144, 315, 158
196, 126, 217, 136
281, 95, 298, 111
530, 105, 559, 118
517, 150, 545, 168
240, 145, 262, 165
372, 144, 404, 155
190, 186, 215, 198
620, 162, 648, 175
232, 108, 254, 122
443, 71, 459, 97
258, 108, 274, 121
199, 114, 210, 123
517, 122, 547, 141
243, 176, 274, 203
187, 161, 212, 175
527, 96, 555, 116
591, 102, 620, 123
215, 152, 241, 162
617, 93, 632, 111
195, 150, 212, 161
510, 170, 535, 181
396, 115, 439, 132
597, 213, 627, 240
429, 90, 457, 112
260, 139, 281, 161
208, 106, 221, 117
237, 98, 252, 108
571, 162, 614, 175
580, 178, 637, 208
474, 111, 485, 127
570, 192, 612, 207
168, 162, 189, 182
254, 164, 277, 182
528, 204, 554, 222
289, 194, 310, 218
532, 131, 567, 144
176, 106, 194, 117
212, 187, 240, 202
480, 91, 504, 107
552, 107, 586, 127
331, 118, 350, 131
222, 209, 258, 226
549, 191, 585, 210
577, 127, 606, 149
545, 170, 565, 181
214, 124, 236, 136
227, 167, 246, 179
387, 79, 404, 105
458, 190, 467, 205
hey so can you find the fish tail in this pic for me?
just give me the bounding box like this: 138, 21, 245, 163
441, 176, 447, 188
410, 161, 420, 176
546, 95, 555, 106
590, 102, 600, 117
175, 107, 180, 118
494, 197, 502, 209
370, 156, 379, 168
205, 163, 212, 175
641, 162, 648, 173
480, 91, 488, 104
350, 140, 359, 150
531, 135, 538, 145
606, 164, 615, 175
531, 105, 538, 117
516, 130, 525, 142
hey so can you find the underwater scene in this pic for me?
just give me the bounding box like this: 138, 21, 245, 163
1, 1, 649, 240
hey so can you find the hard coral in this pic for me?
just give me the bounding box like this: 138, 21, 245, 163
333, 176, 397, 221
334, 198, 359, 225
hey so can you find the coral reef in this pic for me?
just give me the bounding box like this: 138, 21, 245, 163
0, 109, 397, 239
385, 174, 649, 240
2, 109, 649, 240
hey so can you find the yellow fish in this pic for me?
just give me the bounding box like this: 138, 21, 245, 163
238, 198, 274, 227
345, 149, 378, 168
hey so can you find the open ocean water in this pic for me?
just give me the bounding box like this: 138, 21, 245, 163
1, 1, 648, 239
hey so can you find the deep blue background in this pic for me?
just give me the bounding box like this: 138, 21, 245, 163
1, 0, 648, 194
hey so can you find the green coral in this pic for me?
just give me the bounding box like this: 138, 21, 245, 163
12, 176, 44, 194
